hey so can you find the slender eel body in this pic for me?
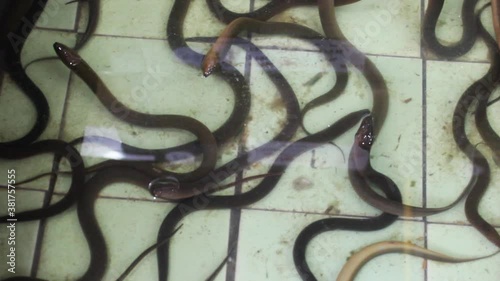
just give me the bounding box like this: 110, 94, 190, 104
336, 241, 500, 281
205, 0, 359, 23
148, 0, 301, 200
53, 42, 218, 183
201, 18, 348, 132
455, 5, 500, 248
76, 167, 153, 281
347, 4, 498, 218
0, 140, 85, 223
317, 0, 388, 135
22, 34, 302, 201
473, 8, 500, 166
155, 110, 370, 281
74, 0, 99, 50
293, 128, 402, 281
11, 36, 303, 201
423, 0, 479, 58
492, 0, 500, 50
350, 116, 473, 216
0, 0, 50, 147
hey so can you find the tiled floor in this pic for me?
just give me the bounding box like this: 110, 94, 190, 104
1, 0, 500, 280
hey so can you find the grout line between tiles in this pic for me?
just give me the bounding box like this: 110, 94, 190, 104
0, 185, 48, 193
29, 193, 48, 277
31, 157, 67, 277
184, 35, 497, 65
421, 3, 427, 213
255, 44, 424, 60
425, 220, 497, 228
225, 193, 242, 281
241, 205, 425, 221
225, 150, 245, 281
30, 221, 43, 277
225, 3, 256, 278
33, 26, 74, 33
184, 36, 424, 61
1, 186, 498, 226
32, 23, 499, 66
239, 206, 500, 228
31, 133, 73, 276
27, 25, 494, 65
420, 1, 429, 281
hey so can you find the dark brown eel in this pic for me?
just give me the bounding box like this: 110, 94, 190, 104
7, 4, 303, 240
293, 115, 402, 281
0, 0, 50, 147
0, 140, 85, 223
13, 35, 302, 202
154, 109, 370, 281
165, 0, 252, 162
49, 35, 290, 169
205, 0, 359, 24
60, 0, 303, 169
73, 0, 99, 50
75, 167, 152, 281
74, 150, 282, 281
322, 1, 493, 218
53, 42, 217, 184
473, 15, 500, 166
493, 0, 500, 50
476, 94, 500, 166
461, 4, 500, 248
142, 0, 302, 199
317, 0, 388, 136
200, 18, 349, 134
53, 33, 301, 200
350, 115, 474, 216
1, 169, 271, 281
423, 0, 479, 58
